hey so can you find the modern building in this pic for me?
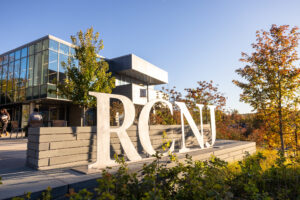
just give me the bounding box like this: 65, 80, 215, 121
0, 35, 168, 128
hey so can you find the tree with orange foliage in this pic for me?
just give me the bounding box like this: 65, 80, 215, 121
233, 25, 300, 151
185, 80, 227, 124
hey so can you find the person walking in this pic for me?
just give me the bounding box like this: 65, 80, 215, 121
0, 108, 10, 137
28, 108, 43, 123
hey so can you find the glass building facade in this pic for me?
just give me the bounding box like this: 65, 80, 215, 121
0, 36, 76, 104
0, 35, 167, 128
0, 35, 78, 127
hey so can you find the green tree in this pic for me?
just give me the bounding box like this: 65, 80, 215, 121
233, 25, 300, 151
58, 27, 115, 126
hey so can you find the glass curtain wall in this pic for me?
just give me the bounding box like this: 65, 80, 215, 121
0, 37, 76, 105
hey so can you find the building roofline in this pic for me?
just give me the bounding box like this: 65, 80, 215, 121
0, 35, 76, 57
0, 35, 49, 57
48, 35, 75, 48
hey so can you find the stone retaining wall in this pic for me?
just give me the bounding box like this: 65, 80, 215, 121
27, 125, 211, 170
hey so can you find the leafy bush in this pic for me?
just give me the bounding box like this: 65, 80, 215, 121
10, 150, 300, 200
67, 151, 299, 200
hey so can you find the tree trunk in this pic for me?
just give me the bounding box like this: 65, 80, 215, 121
278, 108, 284, 152
295, 126, 298, 152
81, 106, 87, 127
278, 82, 284, 152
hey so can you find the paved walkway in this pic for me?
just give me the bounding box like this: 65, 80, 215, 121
0, 138, 27, 171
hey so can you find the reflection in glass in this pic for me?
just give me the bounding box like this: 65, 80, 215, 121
33, 86, 39, 99
28, 56, 34, 87
59, 54, 68, 73
14, 90, 18, 102
26, 87, 32, 100
2, 64, 7, 95
29, 45, 34, 55
59, 43, 69, 55
20, 58, 27, 88
40, 84, 47, 97
49, 40, 58, 51
35, 41, 42, 53
15, 50, 21, 60
21, 47, 28, 58
9, 53, 14, 62
8, 62, 14, 91
3, 55, 8, 64
43, 39, 49, 50
59, 53, 68, 83
49, 50, 58, 84
41, 50, 49, 84
33, 52, 42, 86
7, 91, 13, 103
47, 84, 57, 98
14, 60, 20, 90
19, 88, 26, 101
0, 65, 2, 94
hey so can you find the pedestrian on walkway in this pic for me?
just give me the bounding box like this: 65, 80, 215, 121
0, 108, 10, 137
25, 108, 43, 137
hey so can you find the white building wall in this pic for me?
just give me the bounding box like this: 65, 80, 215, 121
131, 84, 164, 105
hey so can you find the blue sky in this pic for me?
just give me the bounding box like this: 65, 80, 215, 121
1, 0, 300, 113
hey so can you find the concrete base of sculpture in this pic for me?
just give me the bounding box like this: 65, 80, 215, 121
73, 139, 256, 174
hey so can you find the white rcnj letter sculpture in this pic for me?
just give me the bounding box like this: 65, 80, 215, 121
138, 99, 175, 156
88, 92, 216, 169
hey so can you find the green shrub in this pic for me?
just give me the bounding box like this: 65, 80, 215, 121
68, 151, 299, 200
12, 150, 300, 200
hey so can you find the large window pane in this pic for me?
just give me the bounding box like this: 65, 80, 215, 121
33, 52, 42, 86
35, 41, 42, 53
7, 91, 13, 103
27, 56, 34, 87
21, 47, 28, 58
29, 45, 34, 55
43, 39, 49, 50
49, 50, 58, 84
0, 65, 2, 94
41, 50, 49, 84
26, 87, 32, 100
49, 40, 58, 51
59, 54, 68, 83
8, 62, 14, 91
40, 84, 47, 98
9, 52, 14, 62
19, 88, 26, 101
2, 64, 7, 94
33, 86, 39, 99
15, 50, 21, 60
59, 43, 69, 55
47, 84, 57, 98
59, 53, 68, 73
7, 61, 14, 103
14, 60, 20, 90
20, 57, 27, 88
14, 90, 18, 102
3, 55, 8, 64
0, 57, 3, 65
